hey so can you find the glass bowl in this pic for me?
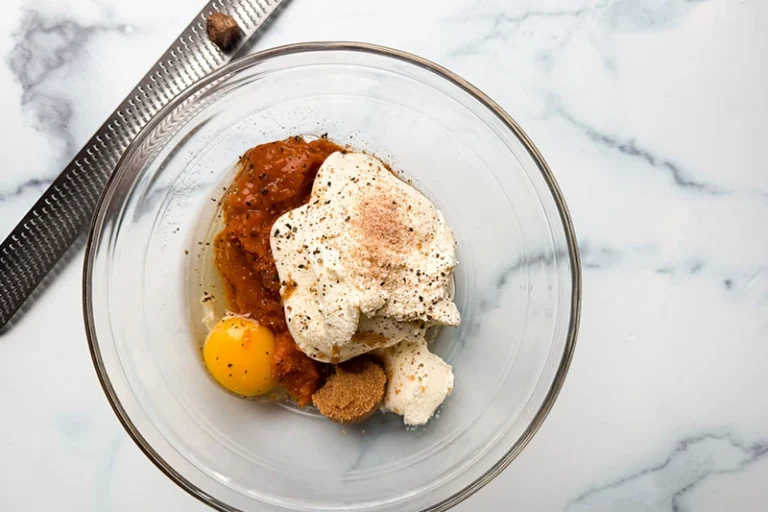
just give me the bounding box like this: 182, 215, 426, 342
84, 42, 581, 512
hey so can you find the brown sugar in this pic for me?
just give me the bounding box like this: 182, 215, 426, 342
312, 357, 387, 424
206, 12, 241, 51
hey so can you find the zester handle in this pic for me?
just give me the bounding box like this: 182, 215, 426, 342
0, 0, 284, 329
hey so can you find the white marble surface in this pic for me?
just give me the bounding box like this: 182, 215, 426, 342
1, 0, 767, 510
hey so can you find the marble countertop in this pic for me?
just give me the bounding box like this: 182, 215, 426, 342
1, 0, 767, 510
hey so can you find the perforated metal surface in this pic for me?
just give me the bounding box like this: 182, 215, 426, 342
0, 0, 283, 328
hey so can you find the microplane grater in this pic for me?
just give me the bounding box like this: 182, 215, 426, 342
0, 0, 285, 328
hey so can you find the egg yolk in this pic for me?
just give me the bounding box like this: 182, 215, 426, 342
203, 316, 277, 397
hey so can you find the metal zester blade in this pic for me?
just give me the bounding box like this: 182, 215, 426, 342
0, 0, 286, 329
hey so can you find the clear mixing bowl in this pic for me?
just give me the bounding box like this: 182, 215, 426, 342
84, 42, 581, 512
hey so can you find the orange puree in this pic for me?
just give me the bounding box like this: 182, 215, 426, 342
214, 137, 343, 405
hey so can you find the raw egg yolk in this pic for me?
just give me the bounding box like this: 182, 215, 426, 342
203, 316, 277, 397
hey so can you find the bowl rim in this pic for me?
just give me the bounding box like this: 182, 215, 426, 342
83, 41, 582, 512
